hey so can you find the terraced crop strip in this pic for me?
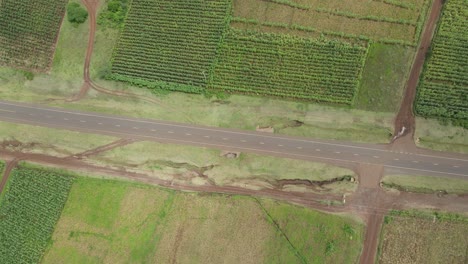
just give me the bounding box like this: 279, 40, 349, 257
209, 30, 368, 104
231, 0, 432, 45
0, 167, 74, 263
110, 0, 232, 93
415, 0, 468, 126
0, 0, 68, 71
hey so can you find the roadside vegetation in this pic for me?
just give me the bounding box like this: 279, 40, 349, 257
0, 121, 117, 158
378, 210, 468, 264
43, 174, 364, 263
86, 141, 358, 193
0, 0, 68, 71
415, 0, 468, 128
0, 165, 75, 263
381, 174, 468, 195
415, 117, 468, 154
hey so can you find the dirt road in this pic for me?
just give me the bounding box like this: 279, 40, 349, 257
393, 0, 443, 141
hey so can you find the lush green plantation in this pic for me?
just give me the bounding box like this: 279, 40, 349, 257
0, 0, 68, 71
415, 0, 468, 127
0, 166, 74, 263
109, 0, 232, 93
209, 29, 367, 103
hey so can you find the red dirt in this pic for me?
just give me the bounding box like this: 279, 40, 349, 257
67, 138, 136, 159
0, 159, 19, 194
393, 0, 443, 143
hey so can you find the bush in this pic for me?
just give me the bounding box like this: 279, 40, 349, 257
67, 2, 88, 24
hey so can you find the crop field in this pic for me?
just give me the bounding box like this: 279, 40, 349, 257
43, 176, 364, 263
0, 165, 74, 263
108, 0, 431, 108
378, 210, 468, 263
415, 0, 468, 127
109, 0, 232, 93
0, 0, 68, 71
208, 29, 367, 104
232, 0, 431, 45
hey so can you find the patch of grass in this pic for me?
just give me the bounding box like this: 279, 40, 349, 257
0, 160, 5, 183
87, 140, 357, 192
43, 173, 364, 263
262, 199, 364, 263
0, 121, 118, 157
415, 117, 468, 154
0, 165, 75, 263
379, 210, 468, 264
355, 43, 414, 112
381, 174, 468, 194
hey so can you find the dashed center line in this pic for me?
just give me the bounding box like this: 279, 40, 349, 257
115, 124, 120, 127
186, 133, 192, 136
63, 118, 69, 121
315, 149, 321, 152
373, 156, 379, 159
241, 140, 247, 142
278, 144, 283, 147
259, 142, 265, 145
132, 127, 139, 130
412, 161, 419, 163
150, 129, 156, 132
222, 138, 228, 140
296, 146, 302, 149
168, 131, 174, 134
79, 120, 86, 123
98, 122, 103, 125
353, 153, 359, 156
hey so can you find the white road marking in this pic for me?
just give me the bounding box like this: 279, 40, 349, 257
335, 151, 341, 154
278, 144, 283, 147
453, 165, 459, 168
132, 127, 139, 130
259, 142, 265, 145
46, 115, 52, 118
64, 118, 69, 121
168, 131, 174, 134
412, 161, 419, 163
296, 146, 302, 149
222, 138, 228, 140
115, 124, 120, 127
186, 133, 192, 136
98, 122, 103, 125
241, 140, 247, 142
353, 153, 359, 156
79, 120, 86, 123
150, 129, 156, 132
316, 149, 321, 151
394, 158, 399, 161
433, 163, 438, 166
373, 156, 379, 158
204, 135, 210, 138
0, 109, 15, 113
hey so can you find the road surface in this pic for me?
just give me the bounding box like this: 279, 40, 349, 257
0, 100, 467, 178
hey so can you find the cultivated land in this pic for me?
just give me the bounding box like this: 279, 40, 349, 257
415, 0, 468, 127
0, 165, 74, 263
0, 0, 68, 71
378, 210, 468, 264
43, 175, 364, 263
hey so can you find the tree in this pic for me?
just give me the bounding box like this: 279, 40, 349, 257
67, 2, 88, 24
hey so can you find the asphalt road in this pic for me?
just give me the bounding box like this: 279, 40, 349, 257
0, 100, 467, 178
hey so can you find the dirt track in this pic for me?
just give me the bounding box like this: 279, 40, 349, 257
393, 0, 443, 142
0, 159, 19, 195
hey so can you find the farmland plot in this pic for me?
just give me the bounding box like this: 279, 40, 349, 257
0, 166, 74, 263
415, 0, 468, 127
209, 29, 368, 104
0, 0, 68, 71
109, 0, 232, 93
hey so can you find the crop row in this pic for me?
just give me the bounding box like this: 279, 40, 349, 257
208, 29, 368, 104
0, 166, 75, 263
110, 0, 231, 92
415, 0, 468, 127
0, 0, 67, 71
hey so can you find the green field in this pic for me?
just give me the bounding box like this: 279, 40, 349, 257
43, 175, 364, 263
0, 165, 75, 263
415, 0, 468, 128
109, 0, 232, 93
0, 0, 68, 71
209, 29, 367, 104
379, 210, 468, 264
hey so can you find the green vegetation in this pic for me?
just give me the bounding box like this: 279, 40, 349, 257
43, 175, 363, 263
98, 0, 130, 28
379, 210, 468, 264
87, 141, 357, 193
415, 117, 468, 154
0, 165, 75, 263
209, 29, 368, 104
0, 161, 4, 182
109, 0, 232, 93
355, 43, 413, 112
232, 0, 430, 45
66, 2, 88, 25
0, 0, 68, 71
381, 174, 468, 194
415, 0, 468, 128
0, 121, 118, 158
